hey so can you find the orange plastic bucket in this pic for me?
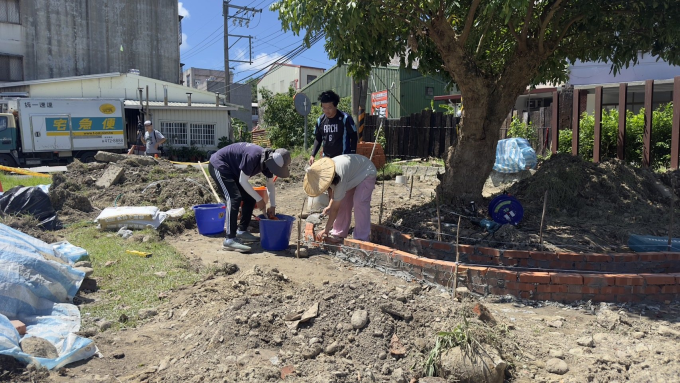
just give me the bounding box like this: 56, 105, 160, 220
240, 186, 269, 207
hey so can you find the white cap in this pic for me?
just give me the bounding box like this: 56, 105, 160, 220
144, 120, 152, 126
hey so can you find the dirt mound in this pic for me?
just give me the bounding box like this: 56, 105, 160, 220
80, 265, 512, 383
48, 158, 215, 226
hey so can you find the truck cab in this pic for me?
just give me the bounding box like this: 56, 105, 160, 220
0, 112, 19, 167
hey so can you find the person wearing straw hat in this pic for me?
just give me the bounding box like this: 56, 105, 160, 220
209, 142, 291, 251
304, 154, 376, 242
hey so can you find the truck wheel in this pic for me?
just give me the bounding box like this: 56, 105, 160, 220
79, 151, 97, 163
0, 154, 17, 167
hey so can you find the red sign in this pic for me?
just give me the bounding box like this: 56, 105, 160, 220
371, 90, 388, 118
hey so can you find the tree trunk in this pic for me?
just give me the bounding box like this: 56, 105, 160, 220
440, 94, 513, 204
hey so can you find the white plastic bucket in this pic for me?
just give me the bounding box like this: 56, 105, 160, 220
307, 193, 330, 212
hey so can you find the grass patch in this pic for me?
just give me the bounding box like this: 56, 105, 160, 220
423, 319, 476, 377
377, 162, 403, 180
0, 174, 52, 190
66, 222, 207, 328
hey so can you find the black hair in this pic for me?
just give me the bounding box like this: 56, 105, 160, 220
318, 90, 340, 107
331, 174, 341, 185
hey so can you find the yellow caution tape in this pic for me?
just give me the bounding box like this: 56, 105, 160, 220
0, 165, 51, 178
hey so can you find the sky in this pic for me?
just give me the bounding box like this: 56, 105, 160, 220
178, 1, 336, 84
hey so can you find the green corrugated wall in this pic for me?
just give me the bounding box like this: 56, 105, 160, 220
301, 64, 448, 118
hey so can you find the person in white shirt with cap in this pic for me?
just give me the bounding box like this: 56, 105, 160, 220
140, 120, 166, 157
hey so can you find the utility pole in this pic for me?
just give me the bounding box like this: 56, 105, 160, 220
223, 0, 261, 104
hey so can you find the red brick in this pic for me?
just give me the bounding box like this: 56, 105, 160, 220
638, 252, 668, 262
616, 294, 642, 303
612, 254, 639, 262
632, 285, 662, 294
500, 258, 519, 266
551, 273, 583, 285
583, 275, 614, 287
503, 250, 530, 258
665, 252, 680, 261
551, 261, 576, 270
615, 275, 644, 286
533, 292, 552, 301
639, 274, 677, 285
374, 245, 395, 255
489, 287, 508, 296
413, 239, 432, 250
432, 242, 453, 251
661, 285, 680, 294
343, 238, 362, 248
518, 259, 530, 268
467, 266, 489, 276
537, 284, 567, 293
456, 245, 475, 255
557, 252, 585, 262
567, 285, 600, 294
584, 253, 613, 262
469, 254, 493, 264
506, 282, 536, 291
529, 251, 555, 261
518, 271, 552, 284
518, 291, 532, 299
551, 293, 583, 303
478, 247, 501, 257
600, 286, 629, 295
581, 262, 602, 271
495, 269, 519, 281
11, 320, 26, 335
592, 294, 616, 302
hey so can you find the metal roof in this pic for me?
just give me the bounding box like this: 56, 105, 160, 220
0, 73, 121, 88
124, 100, 238, 110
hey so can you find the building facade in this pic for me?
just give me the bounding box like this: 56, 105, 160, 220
257, 63, 325, 102
0, 0, 181, 83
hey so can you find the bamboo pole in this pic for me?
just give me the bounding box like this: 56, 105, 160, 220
453, 215, 462, 292
198, 162, 221, 203
539, 190, 548, 250
669, 177, 675, 251
297, 198, 305, 259
435, 190, 442, 242
379, 168, 386, 224
409, 175, 414, 199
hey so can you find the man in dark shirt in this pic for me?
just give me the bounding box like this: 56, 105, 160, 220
209, 142, 291, 251
308, 90, 357, 165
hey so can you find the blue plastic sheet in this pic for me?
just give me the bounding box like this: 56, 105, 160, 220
493, 138, 537, 173
0, 223, 96, 369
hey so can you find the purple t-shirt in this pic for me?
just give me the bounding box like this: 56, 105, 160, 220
209, 143, 273, 179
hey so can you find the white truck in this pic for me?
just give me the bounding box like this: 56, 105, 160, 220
0, 98, 127, 167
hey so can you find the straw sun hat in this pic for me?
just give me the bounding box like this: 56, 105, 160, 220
303, 157, 335, 197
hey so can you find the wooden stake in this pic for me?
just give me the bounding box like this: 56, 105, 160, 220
453, 215, 462, 292
669, 178, 675, 251
198, 161, 222, 203
409, 175, 414, 199
539, 190, 548, 250
379, 168, 386, 224
297, 198, 305, 258
435, 190, 442, 242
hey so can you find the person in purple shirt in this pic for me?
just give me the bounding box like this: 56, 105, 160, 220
209, 143, 291, 251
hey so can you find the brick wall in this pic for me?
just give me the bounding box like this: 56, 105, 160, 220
358, 224, 680, 303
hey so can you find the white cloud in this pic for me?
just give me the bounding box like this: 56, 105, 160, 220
178, 2, 190, 18
180, 33, 189, 51
234, 51, 290, 73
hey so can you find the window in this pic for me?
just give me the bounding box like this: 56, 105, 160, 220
280, 80, 285, 92
0, 0, 20, 24
0, 55, 23, 81
0, 116, 7, 132
160, 121, 188, 145
425, 87, 434, 97
190, 123, 215, 146
307, 75, 317, 84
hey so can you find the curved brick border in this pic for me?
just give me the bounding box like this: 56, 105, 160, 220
304, 223, 680, 303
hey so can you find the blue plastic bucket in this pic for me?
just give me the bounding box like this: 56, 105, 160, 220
192, 203, 226, 235
258, 214, 295, 251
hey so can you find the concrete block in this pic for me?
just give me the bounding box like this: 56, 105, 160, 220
11, 320, 26, 335
96, 165, 125, 188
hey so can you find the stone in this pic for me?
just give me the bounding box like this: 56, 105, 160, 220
381, 363, 391, 375
309, 337, 322, 346
75, 267, 94, 278
632, 331, 645, 339
419, 378, 446, 383
280, 365, 296, 380
96, 165, 125, 188
300, 302, 319, 323
440, 345, 506, 383
389, 334, 406, 356
11, 320, 26, 335
548, 349, 564, 359
112, 352, 125, 359
596, 308, 621, 330
380, 302, 413, 321
657, 325, 680, 339
351, 310, 369, 329
237, 353, 251, 366
455, 286, 471, 299
138, 308, 158, 320
224, 355, 237, 364
306, 214, 322, 224
74, 261, 92, 268
390, 368, 406, 383
569, 348, 584, 356
576, 336, 595, 348
154, 272, 167, 278
302, 344, 323, 359
471, 303, 497, 326
98, 320, 113, 331
20, 337, 58, 359
378, 351, 387, 360
325, 341, 342, 355
635, 343, 649, 353
546, 320, 563, 328
545, 358, 569, 375
296, 248, 309, 258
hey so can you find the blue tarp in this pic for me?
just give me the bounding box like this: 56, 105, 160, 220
628, 234, 680, 252
0, 223, 96, 369
493, 138, 537, 173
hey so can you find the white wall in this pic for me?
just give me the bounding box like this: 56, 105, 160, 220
569, 55, 680, 86
153, 108, 230, 149
299, 67, 325, 88
0, 23, 24, 56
